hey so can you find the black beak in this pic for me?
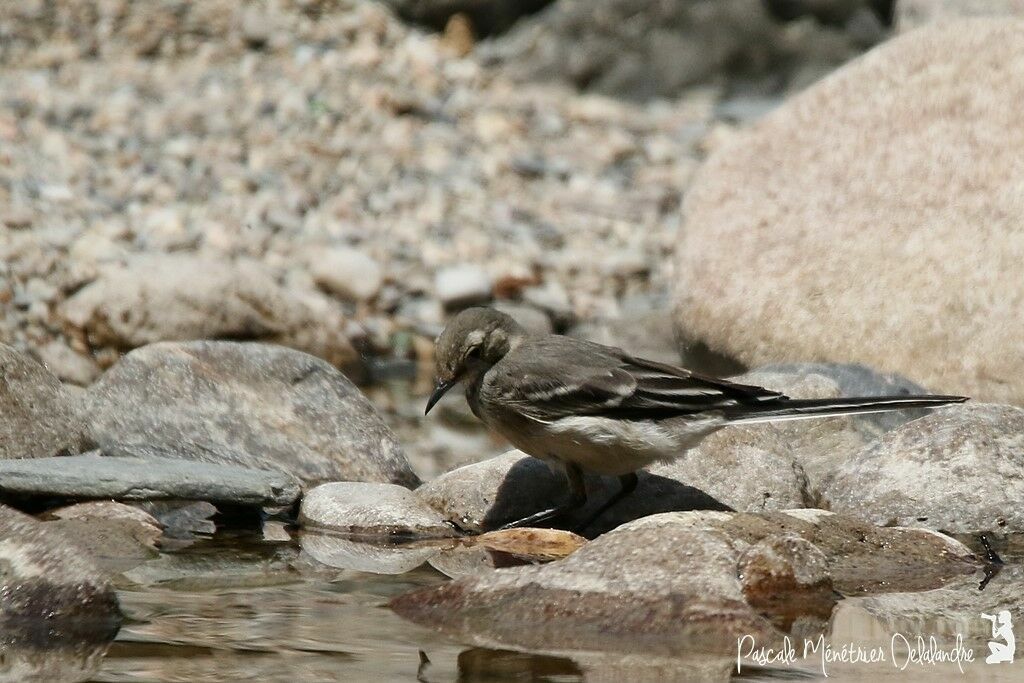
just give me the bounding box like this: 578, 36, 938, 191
424, 379, 456, 415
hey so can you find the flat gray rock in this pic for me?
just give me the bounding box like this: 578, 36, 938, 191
299, 482, 454, 538
0, 343, 86, 459
84, 341, 419, 489
823, 403, 1024, 533
0, 454, 299, 506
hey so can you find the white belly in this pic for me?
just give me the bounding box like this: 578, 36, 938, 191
498, 414, 725, 477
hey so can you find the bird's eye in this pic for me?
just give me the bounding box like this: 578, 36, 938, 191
467, 346, 482, 360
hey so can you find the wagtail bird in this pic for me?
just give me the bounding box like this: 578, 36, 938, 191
424, 307, 968, 531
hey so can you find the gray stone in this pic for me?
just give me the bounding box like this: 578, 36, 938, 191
299, 482, 455, 538
568, 309, 680, 365
0, 343, 86, 460
823, 403, 1024, 533
0, 454, 300, 506
32, 338, 101, 386
668, 508, 977, 595
298, 531, 441, 574
491, 302, 553, 335
84, 341, 419, 488
134, 500, 217, 538
416, 450, 730, 537
59, 253, 357, 369
434, 264, 492, 309
307, 247, 383, 302
43, 504, 162, 574
391, 515, 784, 656
0, 503, 121, 650
675, 20, 1024, 406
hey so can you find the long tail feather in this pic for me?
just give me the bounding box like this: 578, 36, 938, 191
723, 395, 967, 425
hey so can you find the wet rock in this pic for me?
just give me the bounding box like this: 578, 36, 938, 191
435, 264, 493, 309
416, 450, 729, 536
59, 254, 357, 369
738, 533, 835, 632
306, 247, 383, 302
135, 500, 217, 538
299, 482, 455, 538
675, 19, 1024, 405
823, 403, 1024, 533
897, 0, 1024, 31
43, 501, 162, 572
392, 515, 782, 656
0, 503, 121, 650
85, 341, 418, 488
299, 531, 441, 575
0, 453, 300, 506
0, 343, 86, 459
669, 508, 977, 594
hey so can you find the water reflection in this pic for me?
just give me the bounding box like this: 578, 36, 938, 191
0, 616, 119, 683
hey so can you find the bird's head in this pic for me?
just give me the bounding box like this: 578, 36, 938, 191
424, 307, 525, 414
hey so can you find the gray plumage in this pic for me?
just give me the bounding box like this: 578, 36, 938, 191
426, 307, 967, 529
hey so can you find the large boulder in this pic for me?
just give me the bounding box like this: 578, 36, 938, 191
674, 20, 1024, 405
0, 343, 86, 459
59, 254, 357, 370
823, 403, 1024, 533
84, 341, 419, 488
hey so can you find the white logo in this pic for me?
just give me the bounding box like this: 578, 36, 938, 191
982, 611, 1015, 664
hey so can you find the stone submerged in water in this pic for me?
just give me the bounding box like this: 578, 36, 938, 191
299, 482, 455, 538
84, 341, 419, 489
0, 343, 87, 460
823, 403, 1024, 534
0, 453, 300, 506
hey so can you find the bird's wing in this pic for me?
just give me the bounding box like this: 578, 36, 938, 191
492, 339, 785, 423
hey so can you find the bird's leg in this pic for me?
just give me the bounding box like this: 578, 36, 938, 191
574, 472, 640, 534
495, 463, 588, 530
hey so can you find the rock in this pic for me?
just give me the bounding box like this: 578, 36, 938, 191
59, 254, 357, 369
0, 343, 86, 460
738, 533, 835, 633
823, 403, 1024, 533
428, 528, 587, 579
391, 515, 784, 656
307, 247, 383, 302
85, 341, 418, 488
299, 482, 455, 538
43, 501, 162, 572
647, 424, 811, 513
897, 0, 1024, 31
714, 364, 929, 500
482, 0, 867, 100
32, 338, 102, 386
0, 453, 300, 506
490, 302, 552, 335
135, 500, 217, 538
0, 503, 121, 649
299, 531, 441, 574
669, 508, 977, 594
675, 20, 1024, 405
434, 264, 493, 309
415, 450, 729, 537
